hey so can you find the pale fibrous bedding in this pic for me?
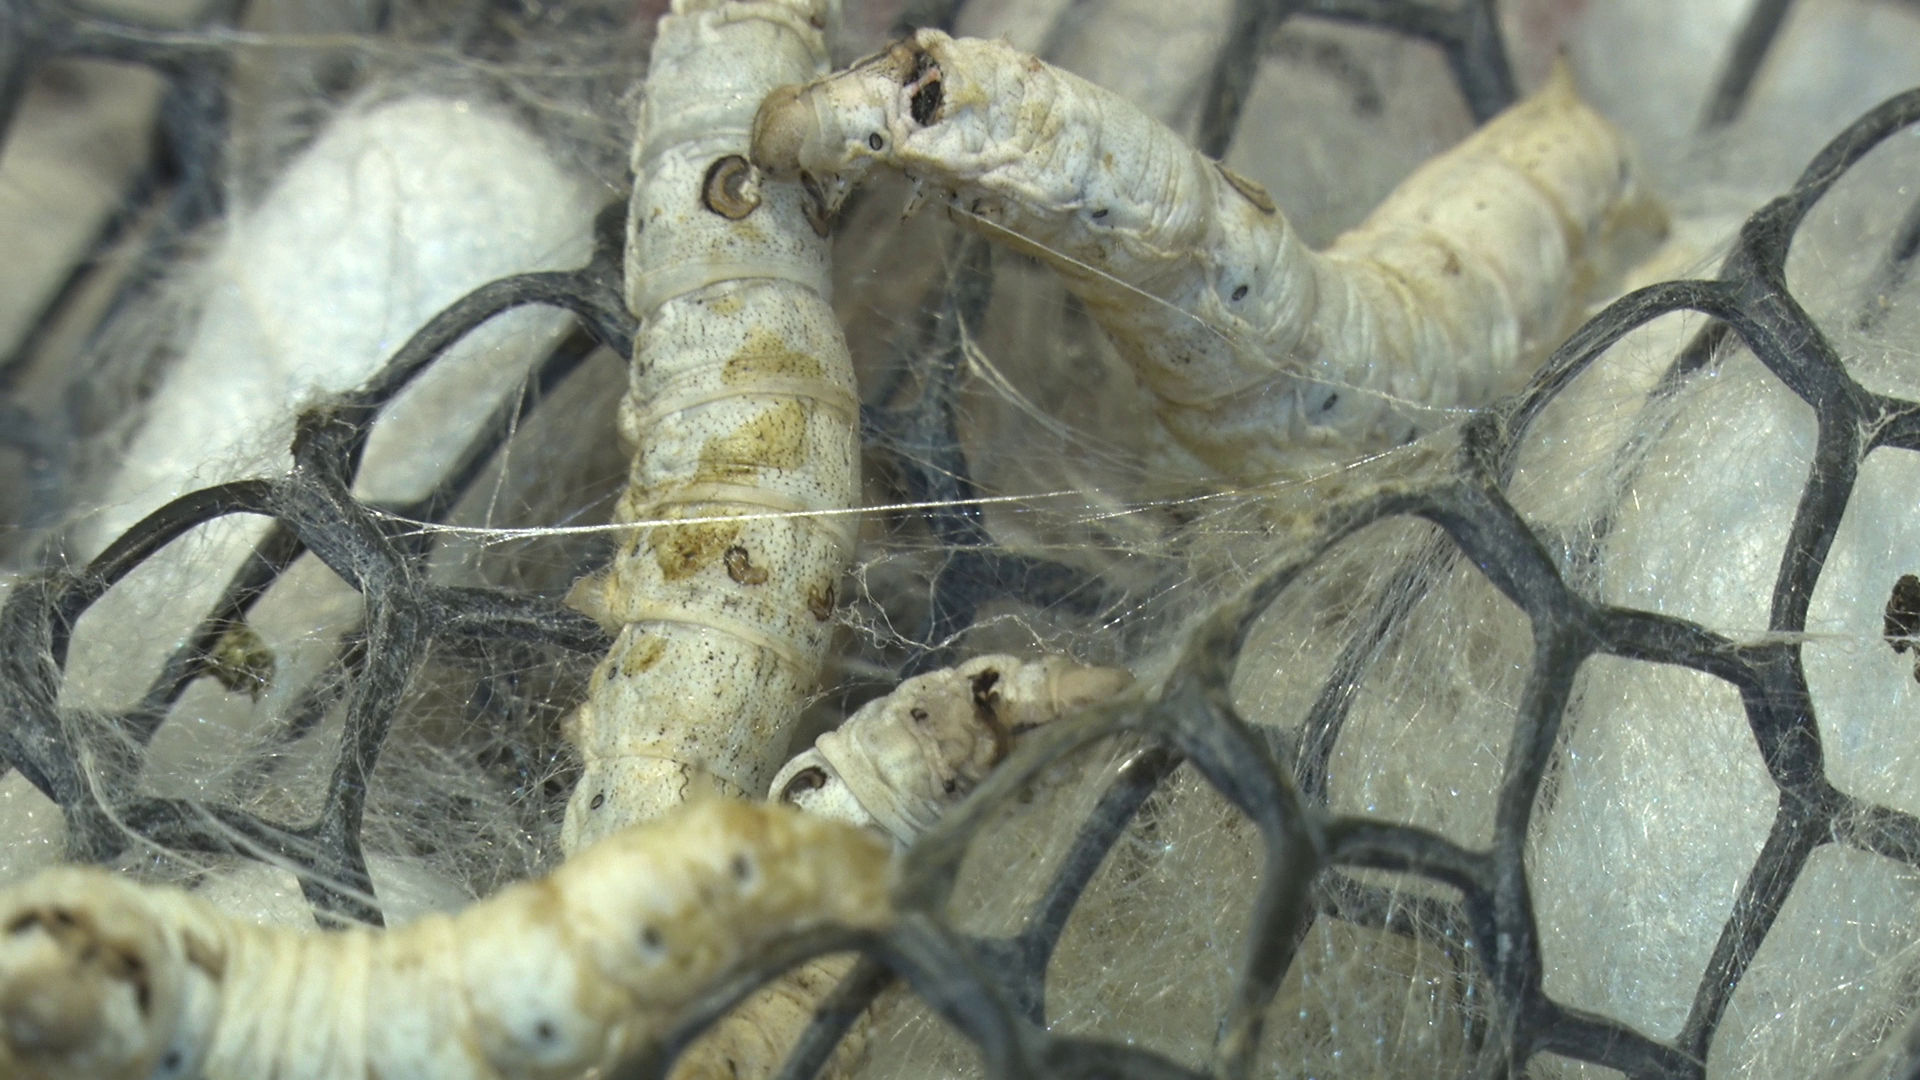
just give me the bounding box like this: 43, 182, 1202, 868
2, 1, 1920, 1079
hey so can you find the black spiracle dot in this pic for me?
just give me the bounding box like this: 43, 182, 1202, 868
641, 925, 664, 951
868, 132, 885, 151
1231, 284, 1249, 301
589, 792, 605, 810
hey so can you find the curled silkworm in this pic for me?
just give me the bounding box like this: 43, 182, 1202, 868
0, 800, 891, 1080
771, 655, 1135, 845
752, 30, 1667, 481
627, 656, 1131, 1080
562, 0, 860, 849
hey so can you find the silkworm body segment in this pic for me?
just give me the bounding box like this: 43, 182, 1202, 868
0, 801, 892, 1080
752, 31, 1665, 479
565, 0, 859, 848
772, 654, 1134, 845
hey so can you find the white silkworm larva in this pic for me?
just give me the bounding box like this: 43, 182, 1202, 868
0, 645, 1105, 1080
750, 30, 1667, 481
0, 801, 892, 1080
652, 655, 1131, 1080
771, 654, 1135, 846
563, 0, 860, 849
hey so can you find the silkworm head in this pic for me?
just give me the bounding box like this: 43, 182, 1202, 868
752, 42, 921, 213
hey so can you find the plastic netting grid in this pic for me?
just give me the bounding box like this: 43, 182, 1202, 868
4, 0, 1920, 1078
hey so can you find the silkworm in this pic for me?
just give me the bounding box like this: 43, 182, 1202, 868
750, 30, 1666, 481
771, 654, 1135, 845
0, 800, 892, 1080
562, 0, 860, 850
649, 655, 1131, 1080
0, 649, 1121, 1080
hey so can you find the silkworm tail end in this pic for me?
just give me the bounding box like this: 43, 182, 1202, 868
0, 871, 199, 1080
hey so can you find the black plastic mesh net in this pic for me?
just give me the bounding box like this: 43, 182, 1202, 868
5, 1, 1920, 1078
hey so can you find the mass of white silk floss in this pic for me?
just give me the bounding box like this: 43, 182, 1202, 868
4, 0, 1920, 1078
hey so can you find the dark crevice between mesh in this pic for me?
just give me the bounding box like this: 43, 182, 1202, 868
1854, 188, 1920, 331
607, 926, 886, 1080
771, 956, 897, 1080
969, 743, 1184, 1027
1196, 0, 1297, 159
1676, 790, 1833, 1063
1292, 533, 1454, 804
1296, 0, 1515, 125
1194, 0, 1518, 158
0, 0, 243, 476
1198, 0, 1515, 209
1701, 0, 1797, 130
865, 234, 1116, 676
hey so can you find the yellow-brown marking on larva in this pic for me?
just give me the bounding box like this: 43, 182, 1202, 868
807, 583, 835, 622
705, 291, 747, 318
651, 520, 744, 582
695, 399, 810, 482
620, 634, 670, 676
724, 545, 771, 586
722, 327, 825, 383
1216, 163, 1276, 215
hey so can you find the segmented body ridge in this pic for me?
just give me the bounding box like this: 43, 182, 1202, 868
564, 0, 859, 849
0, 802, 891, 1080
752, 30, 1665, 480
